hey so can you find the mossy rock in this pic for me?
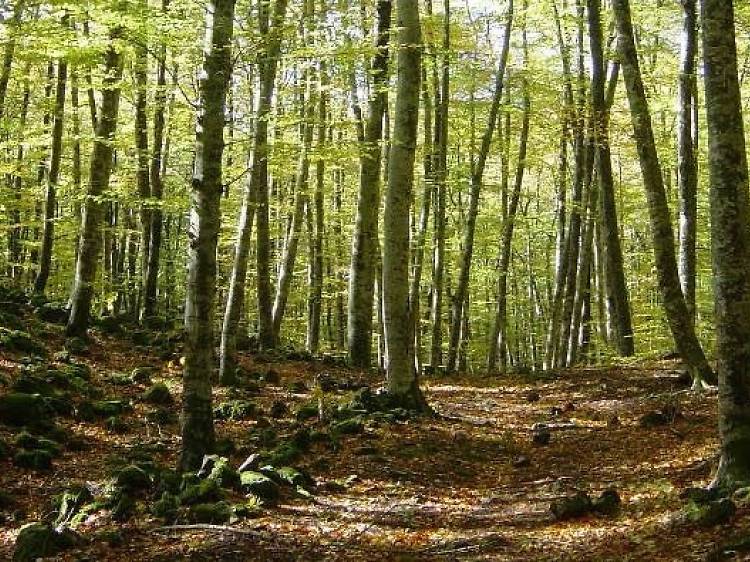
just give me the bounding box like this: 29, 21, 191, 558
189, 501, 232, 524
179, 478, 223, 506
684, 498, 736, 527
0, 329, 45, 356
592, 489, 621, 515
60, 363, 92, 381
82, 399, 132, 419
131, 366, 158, 385
115, 465, 152, 493
12, 522, 79, 562
240, 471, 279, 503
332, 416, 365, 436
14, 432, 61, 455
54, 485, 94, 527
111, 492, 135, 521
152, 491, 179, 522
146, 407, 177, 425
295, 402, 319, 421
197, 455, 240, 489
214, 400, 257, 421
550, 491, 593, 520
105, 416, 129, 434
64, 337, 88, 356
35, 303, 68, 325
142, 383, 173, 405
275, 466, 314, 489
233, 497, 263, 519
0, 393, 50, 426
97, 315, 124, 334
14, 449, 53, 470
267, 442, 303, 467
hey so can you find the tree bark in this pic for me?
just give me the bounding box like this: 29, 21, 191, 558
66, 31, 123, 338
701, 0, 750, 491
613, 0, 715, 385
179, 0, 235, 471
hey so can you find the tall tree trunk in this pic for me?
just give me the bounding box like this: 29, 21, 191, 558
220, 0, 288, 384
0, 0, 25, 119
677, 0, 698, 321
8, 63, 31, 280
66, 31, 123, 337
701, 0, 750, 490
613, 0, 715, 386
447, 0, 513, 373
143, 0, 171, 318
180, 0, 235, 471
588, 0, 635, 357
382, 0, 427, 410
348, 0, 392, 368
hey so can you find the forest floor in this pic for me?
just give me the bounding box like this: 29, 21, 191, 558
0, 307, 747, 561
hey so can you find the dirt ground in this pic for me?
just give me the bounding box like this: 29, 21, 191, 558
0, 324, 747, 561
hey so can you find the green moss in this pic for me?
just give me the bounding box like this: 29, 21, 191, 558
188, 501, 232, 524
142, 383, 173, 405
240, 471, 279, 503
13, 449, 53, 470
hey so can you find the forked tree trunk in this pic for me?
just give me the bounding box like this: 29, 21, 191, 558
179, 0, 235, 471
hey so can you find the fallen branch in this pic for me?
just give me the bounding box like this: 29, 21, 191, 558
153, 524, 262, 536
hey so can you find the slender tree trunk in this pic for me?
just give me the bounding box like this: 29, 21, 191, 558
677, 0, 698, 321
220, 0, 287, 384
0, 0, 25, 119
66, 31, 124, 337
447, 0, 513, 373
701, 0, 750, 490
382, 0, 427, 409
588, 0, 634, 357
8, 63, 31, 280
143, 0, 170, 318
348, 0, 392, 368
180, 0, 235, 471
613, 0, 715, 386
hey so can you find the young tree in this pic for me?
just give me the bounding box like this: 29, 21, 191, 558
612, 0, 715, 386
382, 0, 427, 409
347, 0, 392, 368
701, 0, 750, 491
66, 29, 124, 338
180, 0, 235, 471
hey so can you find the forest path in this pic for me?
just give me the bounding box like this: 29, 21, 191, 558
0, 325, 742, 561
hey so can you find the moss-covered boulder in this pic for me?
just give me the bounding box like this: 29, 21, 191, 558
14, 432, 61, 455
131, 366, 158, 385
77, 399, 132, 421
240, 471, 279, 503
152, 491, 179, 522
214, 400, 257, 421
142, 383, 173, 405
14, 449, 53, 470
0, 393, 49, 426
64, 337, 88, 356
12, 522, 79, 562
115, 465, 152, 493
54, 485, 94, 527
111, 492, 135, 521
0, 329, 45, 355
332, 416, 365, 436
683, 498, 736, 527
275, 466, 314, 489
550, 491, 593, 520
592, 489, 621, 515
179, 478, 223, 506
189, 501, 232, 524
60, 362, 91, 381
197, 455, 240, 489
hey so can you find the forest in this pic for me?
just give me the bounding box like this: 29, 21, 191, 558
0, 0, 749, 559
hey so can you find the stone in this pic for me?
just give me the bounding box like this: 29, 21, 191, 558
197, 455, 240, 489
238, 453, 263, 473
550, 491, 593, 520
0, 329, 45, 356
240, 471, 280, 503
152, 492, 179, 522
54, 485, 94, 527
592, 489, 621, 515
115, 465, 152, 493
12, 522, 79, 562
142, 383, 173, 405
179, 478, 223, 506
13, 450, 53, 470
189, 501, 232, 524
111, 492, 135, 521
532, 425, 551, 446
275, 466, 314, 489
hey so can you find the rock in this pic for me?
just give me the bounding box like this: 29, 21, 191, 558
525, 390, 541, 403
142, 383, 173, 405
532, 425, 551, 445
115, 465, 152, 493
261, 369, 281, 385
152, 491, 179, 522
179, 478, 223, 506
287, 380, 307, 393
512, 455, 531, 468
14, 432, 61, 455
550, 491, 593, 520
54, 485, 94, 527
189, 501, 232, 524
639, 410, 668, 427
131, 366, 157, 385
0, 329, 46, 356
197, 455, 240, 489
77, 399, 131, 421
111, 492, 135, 521
332, 416, 365, 436
214, 400, 257, 421
13, 450, 53, 470
275, 466, 314, 489
240, 471, 280, 503
238, 453, 264, 473
592, 489, 621, 515
270, 400, 289, 418
12, 522, 79, 562
35, 303, 68, 325
0, 392, 50, 426
684, 498, 736, 527
64, 337, 88, 356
